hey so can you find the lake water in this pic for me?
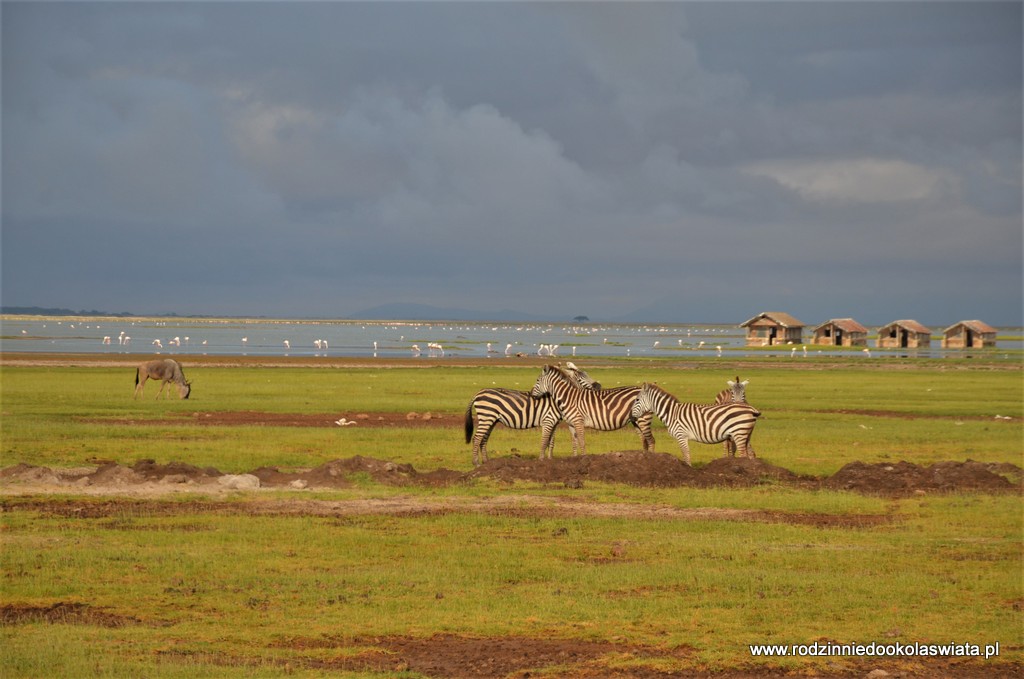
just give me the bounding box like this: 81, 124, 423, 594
2, 317, 1020, 360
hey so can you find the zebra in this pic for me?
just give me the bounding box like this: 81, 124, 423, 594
633, 382, 760, 466
714, 376, 754, 457
530, 364, 655, 457
134, 359, 192, 400
464, 363, 599, 465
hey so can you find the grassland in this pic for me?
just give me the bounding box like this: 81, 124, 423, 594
1, 354, 1021, 677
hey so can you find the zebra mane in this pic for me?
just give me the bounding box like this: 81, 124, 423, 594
544, 364, 598, 391
642, 382, 677, 402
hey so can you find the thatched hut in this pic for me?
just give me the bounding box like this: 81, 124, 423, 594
941, 320, 998, 349
811, 318, 869, 347
740, 312, 805, 347
876, 320, 932, 348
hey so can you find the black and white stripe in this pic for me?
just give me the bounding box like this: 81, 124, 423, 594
530, 364, 655, 456
464, 389, 563, 465
714, 376, 753, 457
464, 363, 599, 465
634, 382, 760, 466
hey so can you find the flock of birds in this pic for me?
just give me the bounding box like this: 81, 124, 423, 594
95, 333, 875, 358
23, 319, 882, 359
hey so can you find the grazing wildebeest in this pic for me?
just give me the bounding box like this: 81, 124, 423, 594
134, 359, 192, 399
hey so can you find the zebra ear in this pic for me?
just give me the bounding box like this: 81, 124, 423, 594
727, 380, 735, 388
741, 380, 749, 387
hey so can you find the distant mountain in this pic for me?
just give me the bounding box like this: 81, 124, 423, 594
1, 306, 136, 317
349, 303, 560, 322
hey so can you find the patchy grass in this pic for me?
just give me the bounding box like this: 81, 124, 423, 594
1, 358, 1021, 676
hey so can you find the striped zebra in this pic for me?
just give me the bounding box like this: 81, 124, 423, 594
714, 376, 749, 405
465, 363, 598, 465
714, 376, 754, 457
633, 382, 760, 466
530, 364, 654, 456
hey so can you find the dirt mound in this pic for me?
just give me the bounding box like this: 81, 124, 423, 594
825, 460, 1019, 495
469, 451, 700, 487
2, 455, 1020, 497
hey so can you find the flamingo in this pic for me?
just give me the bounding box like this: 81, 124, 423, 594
283, 340, 290, 350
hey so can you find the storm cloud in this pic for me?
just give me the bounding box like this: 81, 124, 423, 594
3, 1, 1021, 324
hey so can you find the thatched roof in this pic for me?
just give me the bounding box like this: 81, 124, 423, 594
942, 320, 998, 335
879, 320, 932, 334
813, 318, 868, 334
740, 311, 805, 328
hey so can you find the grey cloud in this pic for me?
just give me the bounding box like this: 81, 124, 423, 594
2, 2, 1020, 324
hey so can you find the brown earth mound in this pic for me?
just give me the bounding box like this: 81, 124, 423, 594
2, 455, 1020, 497
825, 460, 1020, 494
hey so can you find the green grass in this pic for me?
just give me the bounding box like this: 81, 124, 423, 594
1, 359, 1021, 676
1, 494, 1019, 676
1, 363, 1020, 474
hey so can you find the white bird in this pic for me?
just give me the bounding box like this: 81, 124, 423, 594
314, 339, 322, 350
335, 418, 357, 426
505, 343, 513, 356
102, 336, 111, 345
283, 340, 290, 350
123, 336, 131, 345
863, 348, 872, 358
411, 344, 421, 357
791, 346, 797, 357
716, 345, 722, 357
152, 339, 163, 349
242, 337, 248, 345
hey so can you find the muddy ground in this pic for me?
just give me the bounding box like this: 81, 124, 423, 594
3, 408, 1021, 678
6, 410, 1022, 498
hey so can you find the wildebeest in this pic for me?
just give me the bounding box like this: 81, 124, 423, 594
134, 359, 192, 399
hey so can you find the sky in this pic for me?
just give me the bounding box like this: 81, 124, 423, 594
2, 1, 1021, 326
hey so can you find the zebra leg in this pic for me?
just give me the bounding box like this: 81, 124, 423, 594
570, 417, 586, 456
539, 422, 556, 459
678, 438, 692, 467
632, 415, 655, 453
474, 422, 493, 466
722, 439, 737, 457
734, 433, 755, 459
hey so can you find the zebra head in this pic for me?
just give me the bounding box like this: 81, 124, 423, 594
722, 376, 749, 403
562, 362, 601, 390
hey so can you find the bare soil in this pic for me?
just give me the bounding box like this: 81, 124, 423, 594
1, 602, 1019, 678
4, 357, 1021, 677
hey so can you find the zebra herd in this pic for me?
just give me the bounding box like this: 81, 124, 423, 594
465, 363, 761, 467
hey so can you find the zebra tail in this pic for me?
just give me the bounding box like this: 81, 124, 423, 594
464, 401, 475, 444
